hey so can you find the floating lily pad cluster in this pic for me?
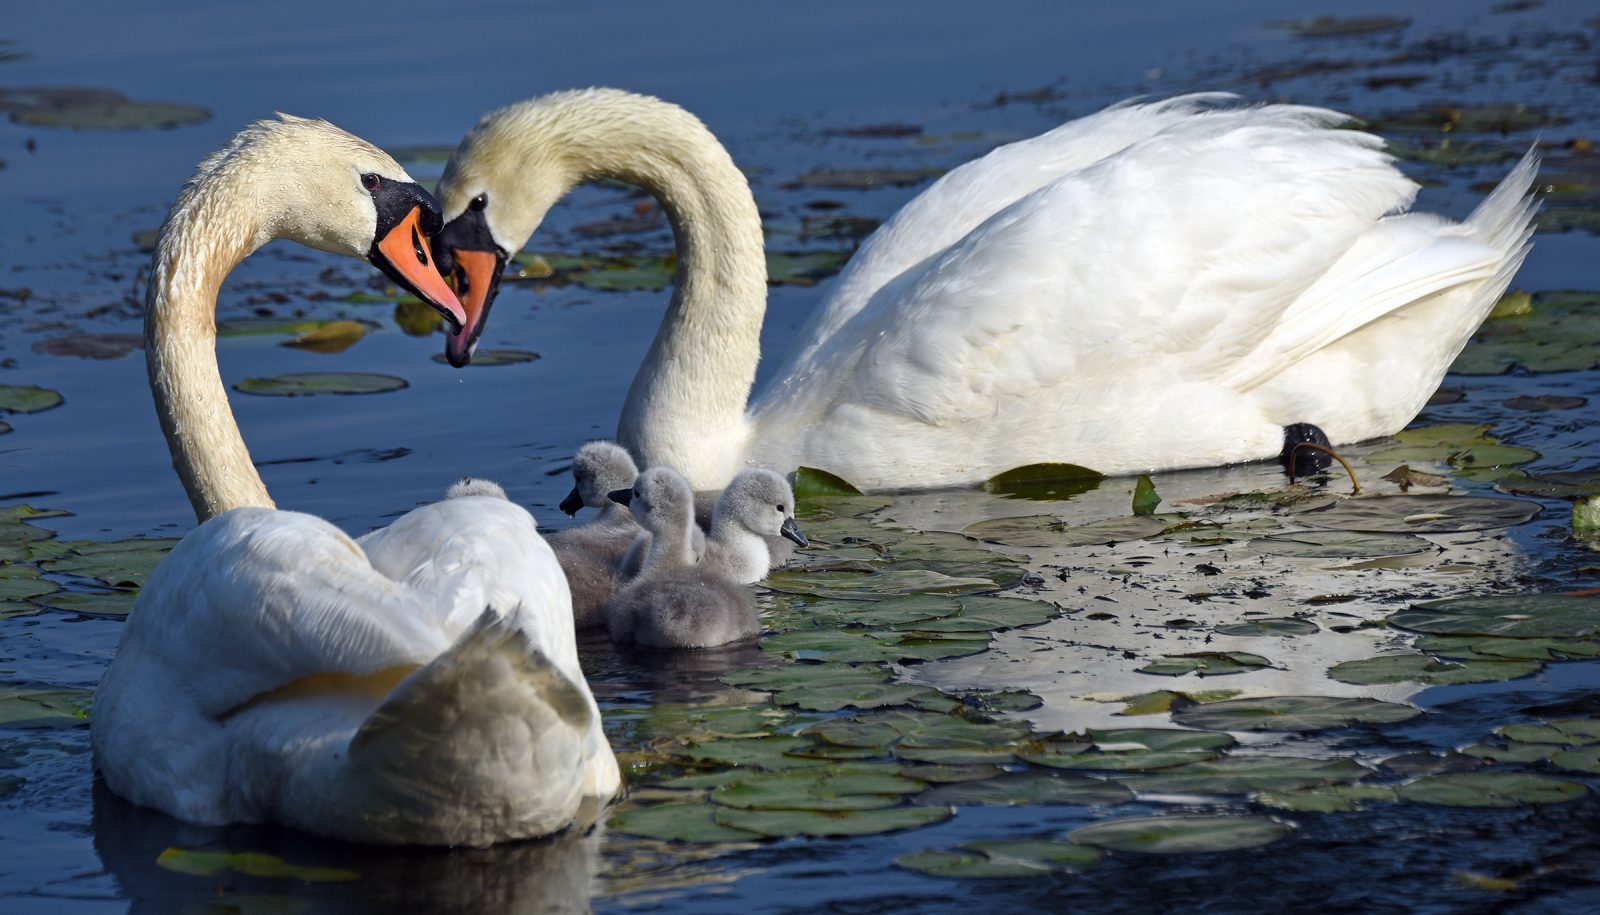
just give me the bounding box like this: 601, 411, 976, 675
0, 504, 173, 621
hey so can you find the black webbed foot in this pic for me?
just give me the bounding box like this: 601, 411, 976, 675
1280, 423, 1333, 476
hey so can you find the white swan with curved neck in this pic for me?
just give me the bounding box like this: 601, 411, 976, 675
92, 114, 620, 847
434, 88, 1538, 492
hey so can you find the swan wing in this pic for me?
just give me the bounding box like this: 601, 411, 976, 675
758, 111, 1419, 433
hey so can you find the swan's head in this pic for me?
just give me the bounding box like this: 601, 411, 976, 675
433, 88, 690, 366
562, 440, 639, 516
181, 114, 466, 331
714, 469, 808, 547
609, 466, 694, 534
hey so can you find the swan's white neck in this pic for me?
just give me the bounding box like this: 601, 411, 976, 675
556, 98, 767, 488
146, 160, 276, 521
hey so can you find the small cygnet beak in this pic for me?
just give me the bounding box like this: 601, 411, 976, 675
608, 488, 633, 506
779, 517, 808, 547
559, 487, 584, 517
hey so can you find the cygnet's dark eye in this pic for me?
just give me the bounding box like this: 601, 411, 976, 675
469, 193, 487, 212
361, 173, 381, 191
774, 503, 784, 512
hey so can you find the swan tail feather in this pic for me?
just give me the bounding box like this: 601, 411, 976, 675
345, 608, 595, 841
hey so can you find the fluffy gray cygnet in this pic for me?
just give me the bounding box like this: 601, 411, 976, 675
544, 441, 641, 628
605, 467, 808, 649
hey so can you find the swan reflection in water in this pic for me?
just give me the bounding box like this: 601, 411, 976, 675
92, 781, 603, 915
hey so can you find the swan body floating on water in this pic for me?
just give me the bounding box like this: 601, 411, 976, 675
434, 88, 1539, 492
92, 115, 619, 847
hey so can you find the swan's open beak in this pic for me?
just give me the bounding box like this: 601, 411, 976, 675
433, 207, 507, 368
780, 517, 809, 548
560, 487, 584, 517
366, 186, 466, 333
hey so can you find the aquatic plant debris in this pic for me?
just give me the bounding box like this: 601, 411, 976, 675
233, 373, 409, 397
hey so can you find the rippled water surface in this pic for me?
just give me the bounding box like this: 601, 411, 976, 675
3, 1, 1600, 911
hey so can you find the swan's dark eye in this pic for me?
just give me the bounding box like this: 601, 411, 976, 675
469, 194, 487, 212
361, 173, 381, 191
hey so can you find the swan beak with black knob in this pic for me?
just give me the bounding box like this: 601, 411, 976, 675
363, 174, 465, 333
432, 196, 507, 368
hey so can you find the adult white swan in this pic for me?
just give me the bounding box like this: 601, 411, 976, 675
432, 89, 1537, 492
91, 114, 620, 847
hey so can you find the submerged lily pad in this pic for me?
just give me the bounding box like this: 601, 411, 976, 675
606, 803, 761, 843
155, 848, 356, 881
234, 373, 408, 397
1296, 495, 1539, 533
1213, 617, 1319, 637
0, 385, 64, 414
915, 771, 1132, 808
1397, 772, 1587, 807
1451, 289, 1600, 374
0, 87, 209, 130
713, 804, 951, 838
0, 565, 57, 602
896, 839, 1101, 879
40, 538, 178, 589
962, 514, 1167, 549
1497, 719, 1600, 746
1069, 816, 1292, 854
1327, 655, 1540, 686
1390, 593, 1600, 639
1247, 530, 1432, 559
763, 568, 998, 599
981, 464, 1104, 501
1115, 756, 1371, 794
1416, 635, 1600, 662
712, 767, 924, 811
1255, 784, 1396, 813
1140, 652, 1272, 677
1172, 696, 1421, 732
429, 349, 540, 367
789, 166, 945, 190
761, 627, 990, 664
32, 333, 144, 360
0, 686, 92, 727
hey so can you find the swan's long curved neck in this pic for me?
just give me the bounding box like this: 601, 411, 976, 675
146, 166, 275, 522
578, 108, 767, 486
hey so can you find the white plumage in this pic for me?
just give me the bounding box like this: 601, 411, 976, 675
436, 90, 1538, 491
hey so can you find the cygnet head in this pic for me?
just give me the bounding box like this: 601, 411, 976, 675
714, 469, 808, 547
610, 466, 695, 534
445, 477, 508, 500
560, 441, 639, 517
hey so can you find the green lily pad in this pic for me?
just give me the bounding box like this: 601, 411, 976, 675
1416, 635, 1600, 661
1025, 728, 1234, 772
777, 681, 959, 713
1497, 719, 1600, 746
1327, 655, 1540, 686
888, 596, 1059, 633
804, 709, 1030, 751
722, 662, 888, 692
761, 627, 990, 663
712, 767, 924, 811
429, 349, 540, 367
981, 464, 1104, 501
1390, 593, 1600, 639
896, 763, 1007, 784
1154, 518, 1280, 545
764, 568, 998, 599
1397, 772, 1587, 808
234, 373, 408, 397
0, 565, 57, 602
1550, 745, 1600, 775
41, 538, 178, 589
767, 251, 849, 285
1254, 784, 1396, 813
0, 686, 92, 727
0, 385, 64, 414
35, 590, 138, 616
1451, 289, 1600, 374
1247, 530, 1432, 559
0, 87, 209, 130
679, 735, 827, 771
1132, 475, 1161, 516
1171, 696, 1421, 732
713, 804, 951, 838
896, 839, 1101, 879
915, 771, 1132, 807
962, 514, 1167, 549
1213, 617, 1319, 637
1365, 423, 1539, 471
1069, 815, 1293, 854
1459, 742, 1556, 764
607, 802, 763, 843
895, 745, 1022, 765
1115, 756, 1371, 794
1113, 689, 1242, 716
155, 848, 355, 881
1139, 652, 1272, 677
1295, 495, 1540, 533
1494, 469, 1600, 500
